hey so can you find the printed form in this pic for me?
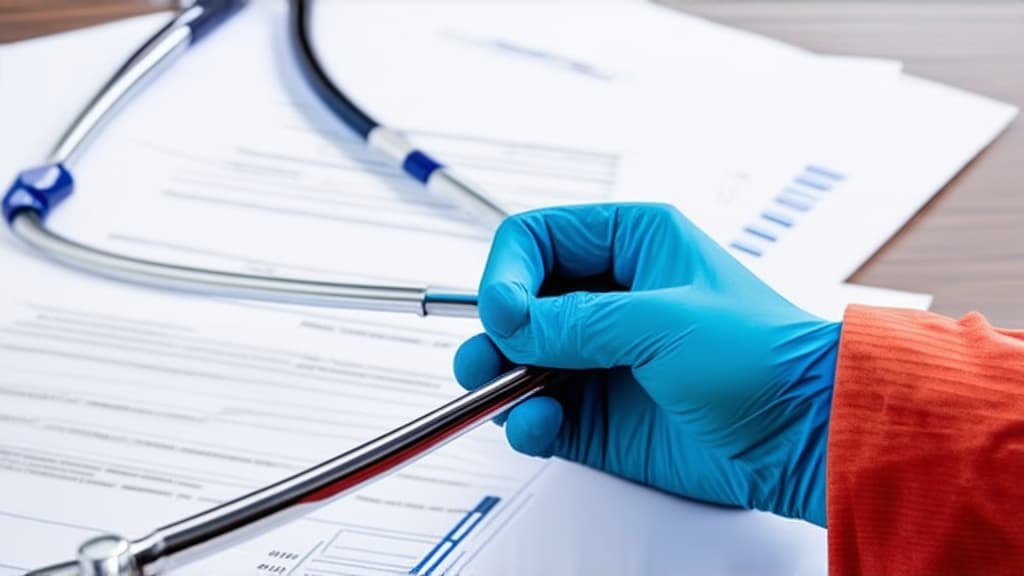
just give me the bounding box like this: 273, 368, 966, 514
319, 1, 1017, 286
0, 240, 544, 574
39, 2, 933, 292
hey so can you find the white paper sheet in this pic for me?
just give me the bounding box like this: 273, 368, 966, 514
618, 73, 1018, 286
1, 2, 945, 295
22, 2, 933, 295
315, 1, 1017, 286
0, 13, 172, 181
461, 460, 830, 576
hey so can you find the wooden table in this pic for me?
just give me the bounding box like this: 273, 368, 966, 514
3, 1, 1022, 325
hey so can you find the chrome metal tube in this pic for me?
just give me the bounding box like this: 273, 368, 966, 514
12, 212, 439, 315
26, 366, 555, 576
48, 6, 205, 166
139, 365, 553, 574
426, 169, 509, 231
423, 290, 480, 317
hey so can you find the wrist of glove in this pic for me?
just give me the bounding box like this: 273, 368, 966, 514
454, 204, 839, 526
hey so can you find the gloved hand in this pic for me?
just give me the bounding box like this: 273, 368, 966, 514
454, 204, 839, 526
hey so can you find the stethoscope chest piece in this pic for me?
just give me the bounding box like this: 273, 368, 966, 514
76, 535, 139, 576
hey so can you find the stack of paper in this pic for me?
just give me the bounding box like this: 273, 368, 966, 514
0, 1, 1014, 574
313, 1, 1015, 287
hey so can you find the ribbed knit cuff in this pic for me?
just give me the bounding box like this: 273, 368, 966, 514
828, 305, 1024, 575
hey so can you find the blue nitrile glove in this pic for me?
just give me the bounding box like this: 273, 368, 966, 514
453, 204, 839, 526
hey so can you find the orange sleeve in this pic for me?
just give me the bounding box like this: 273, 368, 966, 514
828, 305, 1024, 575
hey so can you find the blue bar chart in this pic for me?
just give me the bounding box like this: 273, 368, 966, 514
729, 165, 846, 259
281, 495, 502, 575
410, 496, 501, 575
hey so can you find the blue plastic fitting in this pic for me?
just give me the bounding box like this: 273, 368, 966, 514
402, 150, 443, 184
2, 163, 74, 224
188, 0, 247, 44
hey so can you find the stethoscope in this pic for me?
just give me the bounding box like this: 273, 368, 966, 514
11, 1, 555, 574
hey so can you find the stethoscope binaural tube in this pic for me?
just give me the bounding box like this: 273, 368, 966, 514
2, 0, 504, 319
11, 1, 553, 575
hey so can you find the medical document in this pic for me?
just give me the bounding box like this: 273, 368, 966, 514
0, 238, 540, 574
0, 2, 971, 574
23, 6, 611, 291
5, 3, 912, 294
319, 1, 1018, 286
7, 2, 1000, 296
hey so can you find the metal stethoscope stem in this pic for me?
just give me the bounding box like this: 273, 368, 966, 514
10, 0, 554, 574
11, 210, 480, 318
27, 366, 555, 576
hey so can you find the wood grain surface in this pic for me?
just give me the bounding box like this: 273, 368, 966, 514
2, 1, 1021, 325
0, 0, 173, 42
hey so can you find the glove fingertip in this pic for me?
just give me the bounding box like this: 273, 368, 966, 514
453, 333, 505, 391
505, 397, 563, 457
478, 282, 530, 339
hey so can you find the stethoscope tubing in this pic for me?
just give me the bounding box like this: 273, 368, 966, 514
12, 1, 550, 574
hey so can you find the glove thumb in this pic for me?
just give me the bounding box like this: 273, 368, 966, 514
479, 283, 669, 369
